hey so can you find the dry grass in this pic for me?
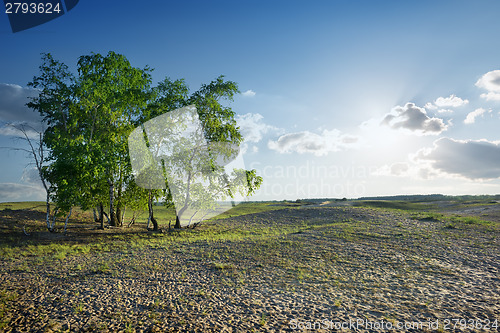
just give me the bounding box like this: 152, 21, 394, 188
0, 200, 498, 332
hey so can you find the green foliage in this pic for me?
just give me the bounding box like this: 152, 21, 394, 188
410, 212, 445, 222
448, 215, 493, 226
138, 75, 262, 226
353, 200, 433, 211
28, 52, 153, 221
26, 51, 262, 229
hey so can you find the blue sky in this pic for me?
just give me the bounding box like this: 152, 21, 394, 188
2, 0, 500, 202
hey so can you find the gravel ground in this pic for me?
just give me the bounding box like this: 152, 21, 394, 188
0, 206, 499, 332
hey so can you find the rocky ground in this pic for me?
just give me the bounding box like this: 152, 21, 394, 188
0, 204, 499, 332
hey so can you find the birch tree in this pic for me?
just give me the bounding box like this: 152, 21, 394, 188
28, 52, 153, 228
0, 123, 55, 231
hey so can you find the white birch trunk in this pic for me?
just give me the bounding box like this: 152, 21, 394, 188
50, 207, 59, 230
63, 208, 72, 233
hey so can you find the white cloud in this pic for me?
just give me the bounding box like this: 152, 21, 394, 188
480, 92, 500, 101
239, 143, 258, 155
236, 113, 283, 143
381, 103, 448, 135
241, 89, 256, 97
437, 109, 454, 114
373, 162, 410, 177
424, 102, 437, 110
240, 142, 248, 155
415, 137, 500, 180
0, 83, 41, 125
372, 162, 437, 180
0, 183, 45, 202
267, 129, 359, 156
374, 137, 500, 181
0, 124, 27, 137
476, 70, 500, 93
21, 167, 44, 187
425, 94, 468, 111
389, 162, 409, 176
434, 94, 469, 108
0, 123, 40, 139
0, 167, 47, 202
464, 108, 490, 124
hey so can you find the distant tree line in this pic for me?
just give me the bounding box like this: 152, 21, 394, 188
356, 194, 500, 202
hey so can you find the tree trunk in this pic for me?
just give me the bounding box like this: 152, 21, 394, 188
50, 207, 59, 231
103, 211, 110, 223
99, 202, 105, 229
175, 202, 189, 229
108, 180, 117, 226
116, 206, 123, 227
151, 215, 158, 231
175, 215, 181, 229
188, 210, 201, 227
127, 211, 136, 228
63, 208, 72, 233
110, 210, 117, 227
174, 168, 193, 229
45, 193, 51, 231
148, 190, 158, 231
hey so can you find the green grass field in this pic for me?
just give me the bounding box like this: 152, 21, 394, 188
0, 197, 498, 260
